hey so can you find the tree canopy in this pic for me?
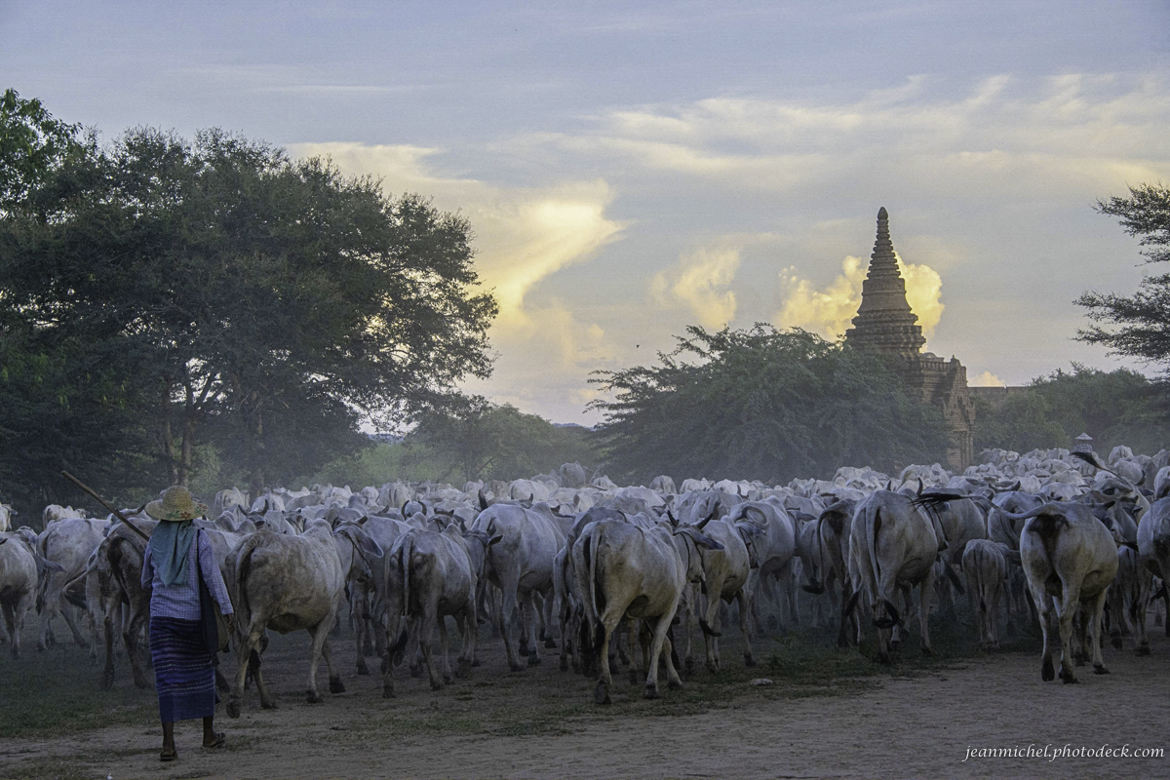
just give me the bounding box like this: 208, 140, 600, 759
588, 324, 949, 485
1076, 183, 1170, 374
403, 398, 597, 485
0, 91, 497, 512
973, 365, 1168, 455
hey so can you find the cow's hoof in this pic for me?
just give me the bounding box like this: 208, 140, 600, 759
226, 701, 241, 719
356, 661, 369, 676
382, 684, 395, 699
430, 679, 443, 691
559, 657, 569, 672
594, 681, 611, 705
528, 653, 541, 667
261, 700, 278, 710
705, 661, 719, 674
1110, 632, 1123, 650
544, 638, 557, 649
307, 691, 323, 703
329, 676, 345, 694
509, 662, 525, 672
1136, 645, 1151, 656
743, 653, 756, 668
667, 678, 683, 690
921, 646, 934, 657
1059, 670, 1078, 684
643, 684, 660, 700
1041, 658, 1055, 681
1093, 664, 1110, 675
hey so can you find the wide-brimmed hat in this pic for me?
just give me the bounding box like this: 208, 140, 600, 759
145, 485, 207, 522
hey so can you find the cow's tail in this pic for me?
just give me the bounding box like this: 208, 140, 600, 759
866, 504, 882, 592
972, 545, 988, 614
399, 533, 414, 619
233, 533, 268, 633
803, 515, 829, 594
866, 505, 902, 629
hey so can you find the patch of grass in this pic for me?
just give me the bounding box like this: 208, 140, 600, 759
0, 643, 156, 738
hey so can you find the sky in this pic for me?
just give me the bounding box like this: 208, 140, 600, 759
3, 1, 1169, 426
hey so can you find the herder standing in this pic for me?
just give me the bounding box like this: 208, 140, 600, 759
140, 485, 234, 762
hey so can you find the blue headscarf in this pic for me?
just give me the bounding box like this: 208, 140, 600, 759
149, 520, 196, 587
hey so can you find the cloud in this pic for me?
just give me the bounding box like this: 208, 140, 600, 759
650, 246, 741, 329
287, 142, 625, 421
288, 141, 622, 327
543, 74, 1170, 202
970, 370, 1007, 387
774, 255, 944, 341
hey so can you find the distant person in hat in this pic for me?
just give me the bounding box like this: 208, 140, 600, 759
140, 485, 234, 762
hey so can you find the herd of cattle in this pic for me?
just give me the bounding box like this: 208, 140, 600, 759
1, 445, 1169, 711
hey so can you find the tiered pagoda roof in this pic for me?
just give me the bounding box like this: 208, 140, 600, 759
843, 207, 926, 357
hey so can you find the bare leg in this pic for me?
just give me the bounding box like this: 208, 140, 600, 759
161, 721, 176, 760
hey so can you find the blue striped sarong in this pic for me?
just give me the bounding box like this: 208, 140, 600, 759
150, 616, 215, 722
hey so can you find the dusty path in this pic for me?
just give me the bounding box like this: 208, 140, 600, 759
2, 626, 1168, 779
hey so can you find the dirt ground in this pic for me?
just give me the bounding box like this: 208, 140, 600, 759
2, 620, 1169, 780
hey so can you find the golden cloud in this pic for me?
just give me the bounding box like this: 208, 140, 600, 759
774, 255, 944, 342
287, 142, 623, 327
650, 246, 741, 329
969, 370, 1007, 387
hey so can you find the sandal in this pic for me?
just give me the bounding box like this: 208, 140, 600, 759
160, 749, 178, 762
202, 732, 226, 749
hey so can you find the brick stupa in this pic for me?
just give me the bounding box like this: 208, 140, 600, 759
844, 207, 975, 468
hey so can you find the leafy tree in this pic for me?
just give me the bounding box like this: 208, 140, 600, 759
973, 365, 1169, 455
1076, 183, 1170, 374
0, 90, 159, 516
588, 324, 949, 485
0, 88, 86, 214
404, 398, 598, 484
1, 104, 497, 506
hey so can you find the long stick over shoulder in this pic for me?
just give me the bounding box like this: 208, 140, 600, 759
60, 470, 151, 542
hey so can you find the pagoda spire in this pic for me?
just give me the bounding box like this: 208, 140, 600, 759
843, 207, 926, 356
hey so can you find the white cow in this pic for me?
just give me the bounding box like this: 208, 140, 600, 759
36, 516, 110, 652
226, 521, 382, 715
0, 531, 38, 657
383, 525, 497, 695
961, 539, 1016, 651
471, 502, 566, 671
809, 498, 860, 647
1003, 501, 1120, 683
726, 500, 798, 632
1136, 497, 1170, 648
847, 490, 941, 663
573, 516, 721, 703
688, 514, 755, 673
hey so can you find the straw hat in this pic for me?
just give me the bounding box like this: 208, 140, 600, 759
145, 485, 207, 522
